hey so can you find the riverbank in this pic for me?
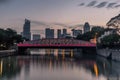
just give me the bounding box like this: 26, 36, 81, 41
0, 49, 16, 57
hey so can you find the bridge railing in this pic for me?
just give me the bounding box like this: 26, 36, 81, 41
18, 39, 96, 47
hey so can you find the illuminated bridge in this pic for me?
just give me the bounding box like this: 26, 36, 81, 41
17, 38, 96, 54
18, 38, 96, 48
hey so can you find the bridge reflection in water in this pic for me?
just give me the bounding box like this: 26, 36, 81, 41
29, 48, 79, 59
0, 48, 120, 80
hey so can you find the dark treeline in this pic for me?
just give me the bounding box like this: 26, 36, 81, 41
76, 26, 120, 46
77, 14, 120, 48
76, 26, 105, 41
0, 28, 23, 50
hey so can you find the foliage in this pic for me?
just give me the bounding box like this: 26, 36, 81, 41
100, 34, 120, 45
0, 28, 23, 49
77, 31, 94, 41
76, 26, 105, 41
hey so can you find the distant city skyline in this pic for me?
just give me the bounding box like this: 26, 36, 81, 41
0, 0, 119, 33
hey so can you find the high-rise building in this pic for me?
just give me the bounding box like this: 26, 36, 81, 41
57, 29, 61, 38
63, 28, 67, 35
83, 22, 90, 33
72, 29, 82, 37
51, 29, 54, 38
45, 28, 50, 38
45, 28, 54, 38
23, 19, 31, 40
32, 34, 41, 40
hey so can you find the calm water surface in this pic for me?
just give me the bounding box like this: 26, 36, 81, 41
0, 48, 120, 80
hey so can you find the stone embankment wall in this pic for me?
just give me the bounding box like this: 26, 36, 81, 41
97, 49, 120, 61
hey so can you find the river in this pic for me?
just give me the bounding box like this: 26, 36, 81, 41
0, 48, 120, 80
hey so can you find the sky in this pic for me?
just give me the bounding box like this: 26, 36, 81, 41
0, 0, 120, 35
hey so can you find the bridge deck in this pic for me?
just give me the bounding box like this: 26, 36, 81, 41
17, 38, 96, 48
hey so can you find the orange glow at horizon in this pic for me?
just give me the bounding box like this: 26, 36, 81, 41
90, 33, 97, 44
90, 38, 97, 44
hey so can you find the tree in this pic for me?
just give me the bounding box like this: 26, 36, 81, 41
76, 31, 95, 41
77, 26, 105, 41
0, 28, 23, 50
99, 33, 120, 48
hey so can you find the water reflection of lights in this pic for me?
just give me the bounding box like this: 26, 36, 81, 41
49, 59, 52, 71
54, 49, 58, 60
46, 49, 50, 55
70, 49, 73, 58
30, 49, 76, 59
0, 60, 3, 75
94, 63, 99, 77
62, 49, 65, 60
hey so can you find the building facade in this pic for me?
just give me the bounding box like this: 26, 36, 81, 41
45, 28, 54, 38
23, 19, 31, 40
33, 34, 41, 40
72, 29, 82, 37
83, 22, 90, 33
57, 29, 62, 38
63, 28, 67, 35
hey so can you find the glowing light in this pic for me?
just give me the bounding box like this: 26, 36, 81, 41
54, 49, 58, 60
46, 49, 50, 55
62, 49, 65, 60
0, 60, 3, 76
90, 38, 97, 44
90, 33, 97, 44
70, 49, 73, 58
94, 63, 99, 77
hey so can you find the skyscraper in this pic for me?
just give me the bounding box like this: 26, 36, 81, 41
45, 28, 50, 38
63, 28, 67, 35
32, 34, 41, 40
83, 22, 90, 33
72, 29, 82, 37
45, 28, 54, 38
57, 29, 61, 38
23, 19, 31, 40
51, 29, 54, 38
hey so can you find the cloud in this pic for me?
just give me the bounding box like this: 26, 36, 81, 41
87, 1, 97, 7
52, 23, 68, 27
31, 20, 49, 27
78, 3, 85, 6
68, 24, 83, 29
30, 20, 69, 28
114, 4, 120, 8
78, 0, 120, 9
95, 1, 108, 8
107, 2, 117, 8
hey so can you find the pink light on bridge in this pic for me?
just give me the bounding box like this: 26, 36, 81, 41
17, 39, 96, 47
